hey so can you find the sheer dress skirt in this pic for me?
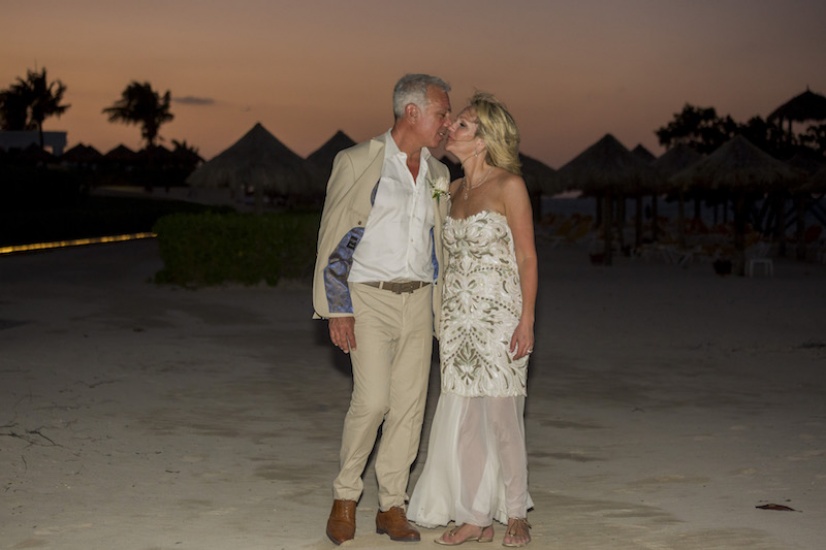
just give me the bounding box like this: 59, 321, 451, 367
408, 392, 532, 528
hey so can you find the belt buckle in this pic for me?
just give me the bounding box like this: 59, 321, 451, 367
386, 281, 415, 294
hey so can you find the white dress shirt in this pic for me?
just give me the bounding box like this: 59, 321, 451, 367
348, 131, 436, 283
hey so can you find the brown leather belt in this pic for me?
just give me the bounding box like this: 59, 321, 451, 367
361, 281, 430, 294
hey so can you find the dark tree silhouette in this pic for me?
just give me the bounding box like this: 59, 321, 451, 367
656, 104, 736, 154
736, 116, 787, 158
171, 139, 203, 169
1, 68, 70, 147
102, 81, 174, 147
657, 103, 821, 160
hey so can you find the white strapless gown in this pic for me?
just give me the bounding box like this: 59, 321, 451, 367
409, 211, 532, 528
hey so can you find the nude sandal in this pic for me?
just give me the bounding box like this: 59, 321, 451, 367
502, 518, 531, 547
435, 523, 494, 545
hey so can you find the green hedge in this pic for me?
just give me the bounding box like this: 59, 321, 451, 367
153, 211, 320, 287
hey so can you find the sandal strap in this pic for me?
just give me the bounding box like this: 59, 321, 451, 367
506, 518, 532, 535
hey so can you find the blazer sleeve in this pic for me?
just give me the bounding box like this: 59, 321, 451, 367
313, 150, 357, 319
312, 142, 379, 319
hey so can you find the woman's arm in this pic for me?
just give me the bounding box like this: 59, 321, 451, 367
502, 174, 538, 360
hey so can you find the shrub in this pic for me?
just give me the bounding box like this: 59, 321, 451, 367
153, 211, 320, 287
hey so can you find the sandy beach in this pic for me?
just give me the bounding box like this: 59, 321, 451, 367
2, 236, 825, 549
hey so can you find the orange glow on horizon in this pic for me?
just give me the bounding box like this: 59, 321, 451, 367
3, 1, 825, 168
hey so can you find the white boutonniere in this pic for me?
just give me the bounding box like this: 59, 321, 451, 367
430, 178, 449, 202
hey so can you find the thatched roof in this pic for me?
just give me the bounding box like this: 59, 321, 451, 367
306, 130, 355, 171
670, 135, 804, 191
647, 144, 704, 193
651, 143, 703, 178
519, 153, 561, 195
785, 150, 826, 176
807, 165, 826, 191
62, 143, 103, 163
556, 133, 660, 194
305, 130, 356, 193
794, 163, 826, 193
187, 122, 315, 196
768, 88, 826, 124
104, 144, 138, 162
437, 152, 560, 195
631, 144, 657, 164
136, 144, 176, 163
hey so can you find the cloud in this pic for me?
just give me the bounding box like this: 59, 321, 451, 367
172, 95, 215, 106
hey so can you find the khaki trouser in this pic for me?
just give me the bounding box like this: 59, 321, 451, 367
332, 282, 433, 510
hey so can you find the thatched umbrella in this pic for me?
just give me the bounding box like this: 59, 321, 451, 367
800, 166, 826, 193
786, 150, 826, 177
305, 130, 356, 194
768, 88, 826, 138
670, 135, 804, 274
104, 144, 139, 171
520, 152, 560, 193
557, 134, 659, 194
798, 162, 826, 192
187, 122, 315, 211
556, 134, 660, 263
671, 136, 801, 191
651, 144, 703, 245
652, 143, 702, 178
104, 144, 137, 160
519, 152, 559, 221
632, 143, 657, 164
306, 130, 355, 168
137, 144, 176, 166
629, 144, 659, 245
62, 143, 103, 167
789, 158, 826, 259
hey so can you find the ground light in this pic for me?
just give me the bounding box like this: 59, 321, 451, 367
0, 232, 156, 256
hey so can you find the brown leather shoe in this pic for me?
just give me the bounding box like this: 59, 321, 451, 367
376, 506, 420, 542
326, 499, 356, 545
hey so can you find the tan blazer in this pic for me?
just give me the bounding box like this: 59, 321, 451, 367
312, 133, 450, 338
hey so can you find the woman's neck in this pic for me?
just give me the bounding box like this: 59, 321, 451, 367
461, 157, 489, 186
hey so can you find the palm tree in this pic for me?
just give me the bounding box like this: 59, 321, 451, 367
102, 81, 174, 147
1, 68, 70, 146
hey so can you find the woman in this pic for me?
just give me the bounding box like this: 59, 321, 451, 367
408, 92, 538, 547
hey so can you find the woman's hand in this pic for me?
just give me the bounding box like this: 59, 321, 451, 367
509, 319, 534, 360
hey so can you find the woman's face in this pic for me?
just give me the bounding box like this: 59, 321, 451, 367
445, 108, 481, 157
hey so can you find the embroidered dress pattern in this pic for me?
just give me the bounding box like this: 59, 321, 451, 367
440, 210, 527, 397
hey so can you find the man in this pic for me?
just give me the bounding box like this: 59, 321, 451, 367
312, 73, 452, 545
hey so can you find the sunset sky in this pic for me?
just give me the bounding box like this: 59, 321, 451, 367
3, 0, 826, 168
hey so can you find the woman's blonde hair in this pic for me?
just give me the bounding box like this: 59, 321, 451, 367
469, 92, 521, 175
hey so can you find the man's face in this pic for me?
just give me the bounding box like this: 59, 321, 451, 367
416, 86, 452, 149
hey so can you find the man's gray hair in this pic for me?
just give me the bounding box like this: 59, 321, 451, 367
393, 74, 451, 119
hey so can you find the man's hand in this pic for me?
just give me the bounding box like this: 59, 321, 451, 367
329, 317, 356, 353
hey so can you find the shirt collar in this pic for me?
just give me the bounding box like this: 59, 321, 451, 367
384, 129, 432, 163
